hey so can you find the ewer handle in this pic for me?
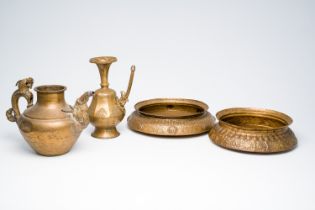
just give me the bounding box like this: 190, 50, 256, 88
6, 77, 34, 122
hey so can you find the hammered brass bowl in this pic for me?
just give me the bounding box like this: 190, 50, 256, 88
209, 108, 297, 153
128, 98, 215, 136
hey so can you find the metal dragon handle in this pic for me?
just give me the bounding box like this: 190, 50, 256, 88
6, 77, 34, 122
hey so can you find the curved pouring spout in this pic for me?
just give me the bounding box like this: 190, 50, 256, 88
118, 65, 135, 107
71, 91, 94, 130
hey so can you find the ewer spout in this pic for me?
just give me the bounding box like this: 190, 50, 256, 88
119, 65, 135, 107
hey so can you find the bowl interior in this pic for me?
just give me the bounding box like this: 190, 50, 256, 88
222, 115, 287, 129
137, 99, 207, 119
218, 108, 292, 130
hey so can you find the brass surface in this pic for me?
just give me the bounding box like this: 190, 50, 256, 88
6, 78, 93, 156
128, 98, 215, 136
209, 108, 297, 153
88, 56, 135, 139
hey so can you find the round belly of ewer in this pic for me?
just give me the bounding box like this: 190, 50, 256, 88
18, 115, 79, 156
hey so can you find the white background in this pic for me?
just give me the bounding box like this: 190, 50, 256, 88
0, 0, 314, 209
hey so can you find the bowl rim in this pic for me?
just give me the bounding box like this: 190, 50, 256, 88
216, 107, 293, 131
134, 98, 209, 119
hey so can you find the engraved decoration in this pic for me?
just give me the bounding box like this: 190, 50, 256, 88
208, 107, 297, 153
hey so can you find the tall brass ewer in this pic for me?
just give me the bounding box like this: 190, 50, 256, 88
88, 56, 135, 139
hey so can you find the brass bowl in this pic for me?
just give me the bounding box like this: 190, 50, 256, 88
128, 98, 215, 136
209, 108, 297, 153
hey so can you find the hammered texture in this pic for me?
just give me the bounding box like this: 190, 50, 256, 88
128, 111, 215, 136
209, 108, 298, 153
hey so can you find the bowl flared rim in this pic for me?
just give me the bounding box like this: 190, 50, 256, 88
134, 98, 209, 119
216, 107, 293, 131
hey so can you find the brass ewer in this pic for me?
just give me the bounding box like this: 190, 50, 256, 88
88, 56, 135, 139
6, 77, 93, 156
